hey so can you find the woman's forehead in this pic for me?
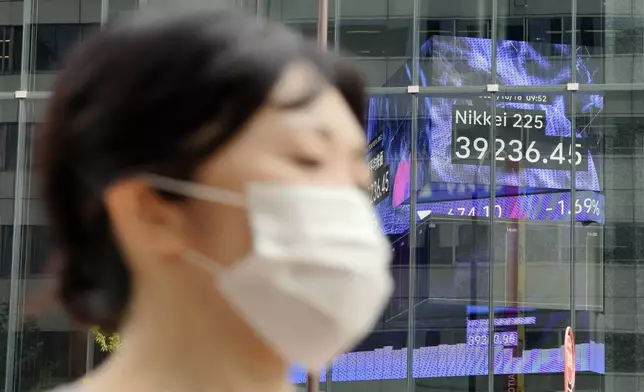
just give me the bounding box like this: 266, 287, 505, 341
268, 61, 326, 107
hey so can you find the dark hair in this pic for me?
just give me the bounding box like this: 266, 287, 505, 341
37, 9, 365, 332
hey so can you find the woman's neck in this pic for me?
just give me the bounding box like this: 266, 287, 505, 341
85, 264, 291, 392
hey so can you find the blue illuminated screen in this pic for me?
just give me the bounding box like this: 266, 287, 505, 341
366, 36, 604, 234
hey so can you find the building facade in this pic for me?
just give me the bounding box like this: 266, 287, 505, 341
1, 0, 644, 391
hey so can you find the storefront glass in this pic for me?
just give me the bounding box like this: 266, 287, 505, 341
310, 1, 642, 391
0, 0, 643, 391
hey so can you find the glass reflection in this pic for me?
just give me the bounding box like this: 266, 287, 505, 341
0, 1, 643, 391
413, 95, 492, 391
0, 99, 18, 390
6, 100, 89, 392
28, 0, 101, 91
319, 94, 410, 392
578, 0, 644, 84
0, 4, 23, 92
333, 0, 413, 87
579, 91, 644, 391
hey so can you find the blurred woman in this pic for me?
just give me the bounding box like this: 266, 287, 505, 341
37, 8, 393, 392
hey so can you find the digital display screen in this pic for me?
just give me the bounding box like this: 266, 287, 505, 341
367, 133, 391, 205
466, 317, 533, 348
424, 36, 603, 191
415, 190, 604, 223
366, 36, 604, 234
289, 311, 605, 383
339, 35, 607, 385
452, 105, 588, 171
289, 342, 604, 382
467, 331, 519, 347
465, 316, 535, 347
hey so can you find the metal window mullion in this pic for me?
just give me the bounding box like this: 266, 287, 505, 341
256, 0, 265, 18
18, 0, 33, 91
570, 0, 577, 335
324, 0, 342, 389
87, 0, 107, 377
405, 2, 421, 392
317, 0, 328, 49
571, 0, 577, 85
406, 93, 419, 392
333, 0, 340, 53
305, 3, 329, 392
411, 0, 420, 87
374, 83, 644, 96
327, 0, 340, 386
85, 331, 95, 373
569, 99, 577, 331
324, 0, 340, 385
4, 100, 28, 392
91, 0, 110, 375
23, 91, 50, 100
488, 0, 498, 390
4, 0, 35, 389
100, 0, 109, 27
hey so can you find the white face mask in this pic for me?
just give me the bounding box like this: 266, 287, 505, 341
142, 175, 394, 371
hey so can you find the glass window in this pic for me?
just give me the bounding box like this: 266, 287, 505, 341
0, 1, 643, 391
320, 94, 411, 392
0, 26, 22, 75
0, 121, 17, 171
28, 0, 101, 91
0, 24, 22, 92
107, 0, 137, 21
527, 17, 566, 45
498, 17, 524, 42
239, 0, 258, 14
579, 0, 644, 84
5, 100, 89, 392
417, 1, 493, 87
577, 90, 644, 389
0, 99, 19, 390
265, 0, 320, 40
497, 1, 573, 86
492, 92, 578, 391
335, 0, 413, 88
414, 94, 492, 389
34, 24, 82, 72
0, 1, 24, 91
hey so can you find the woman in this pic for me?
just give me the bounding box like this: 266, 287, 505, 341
38, 8, 393, 392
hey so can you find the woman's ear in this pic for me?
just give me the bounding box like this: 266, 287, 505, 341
104, 179, 188, 263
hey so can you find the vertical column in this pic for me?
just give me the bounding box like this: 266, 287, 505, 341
256, 0, 265, 18
326, 8, 338, 392
306, 2, 329, 392
85, 0, 112, 372
101, 0, 109, 26
570, 0, 578, 334
317, 0, 328, 49
3, 0, 34, 389
488, 0, 499, 390
406, 1, 420, 391
324, 3, 340, 388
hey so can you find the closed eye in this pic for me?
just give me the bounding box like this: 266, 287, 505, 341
292, 155, 323, 168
